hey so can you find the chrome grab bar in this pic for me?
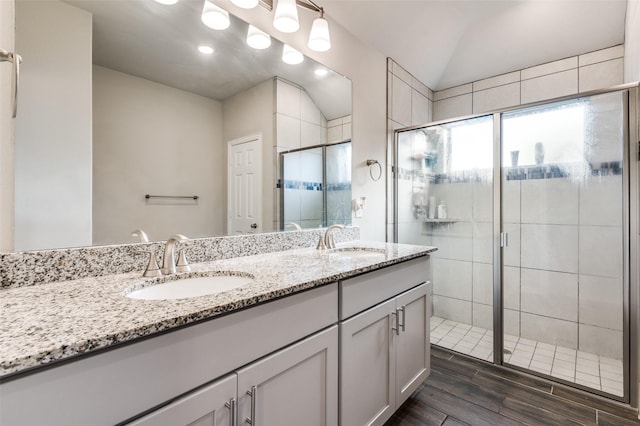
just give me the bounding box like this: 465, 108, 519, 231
0, 48, 22, 118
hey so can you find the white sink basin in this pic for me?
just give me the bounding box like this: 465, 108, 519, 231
328, 247, 387, 258
126, 274, 254, 300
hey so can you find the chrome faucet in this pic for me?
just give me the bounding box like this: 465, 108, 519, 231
131, 229, 149, 243
317, 224, 345, 250
285, 222, 302, 231
161, 234, 189, 275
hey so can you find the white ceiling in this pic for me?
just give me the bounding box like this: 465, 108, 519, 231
59, 0, 352, 120
324, 0, 628, 91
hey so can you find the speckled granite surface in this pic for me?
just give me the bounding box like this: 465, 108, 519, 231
0, 241, 436, 379
0, 228, 359, 289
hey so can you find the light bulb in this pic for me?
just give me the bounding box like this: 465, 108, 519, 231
153, 0, 178, 4
198, 45, 214, 54
282, 44, 303, 65
201, 1, 230, 30
247, 25, 271, 49
308, 16, 331, 52
273, 0, 299, 33
230, 0, 259, 8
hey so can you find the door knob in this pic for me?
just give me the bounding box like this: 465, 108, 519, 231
250, 223, 258, 229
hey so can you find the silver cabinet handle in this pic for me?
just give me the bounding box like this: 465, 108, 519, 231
399, 305, 406, 332
225, 397, 237, 426
245, 385, 257, 425
392, 310, 400, 336
0, 48, 21, 118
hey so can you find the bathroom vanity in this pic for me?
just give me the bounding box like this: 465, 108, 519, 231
0, 241, 435, 425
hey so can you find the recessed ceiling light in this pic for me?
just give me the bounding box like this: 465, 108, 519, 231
153, 0, 179, 4
314, 68, 328, 77
198, 45, 214, 54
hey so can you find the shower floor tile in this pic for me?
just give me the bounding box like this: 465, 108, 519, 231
429, 316, 624, 397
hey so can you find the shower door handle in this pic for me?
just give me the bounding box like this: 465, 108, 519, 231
0, 48, 22, 118
500, 232, 509, 248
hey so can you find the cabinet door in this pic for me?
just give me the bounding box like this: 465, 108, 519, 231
340, 298, 396, 426
128, 374, 236, 426
395, 283, 430, 406
237, 326, 338, 426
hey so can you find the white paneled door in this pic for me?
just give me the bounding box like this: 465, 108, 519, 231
228, 136, 262, 235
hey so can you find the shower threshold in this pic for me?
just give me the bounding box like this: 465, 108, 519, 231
430, 316, 624, 397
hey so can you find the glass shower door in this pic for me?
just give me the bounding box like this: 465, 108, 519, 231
396, 115, 495, 361
501, 91, 627, 398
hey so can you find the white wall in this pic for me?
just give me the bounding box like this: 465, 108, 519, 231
0, 0, 15, 251
433, 45, 624, 121
93, 66, 224, 244
14, 0, 92, 251
222, 78, 274, 233
215, 1, 388, 241
625, 0, 640, 83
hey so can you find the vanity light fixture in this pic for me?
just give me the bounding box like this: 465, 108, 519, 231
308, 9, 330, 52
198, 45, 215, 54
273, 0, 299, 33
273, 0, 331, 51
247, 25, 272, 49
282, 44, 303, 64
202, 1, 230, 30
230, 0, 259, 8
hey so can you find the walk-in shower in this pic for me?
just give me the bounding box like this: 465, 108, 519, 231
280, 141, 352, 230
394, 84, 638, 403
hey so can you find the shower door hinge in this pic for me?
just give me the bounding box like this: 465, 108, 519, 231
500, 232, 509, 248
276, 179, 282, 189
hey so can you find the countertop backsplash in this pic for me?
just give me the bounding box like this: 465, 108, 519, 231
0, 227, 359, 289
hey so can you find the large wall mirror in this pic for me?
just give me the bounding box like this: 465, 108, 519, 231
13, 0, 352, 252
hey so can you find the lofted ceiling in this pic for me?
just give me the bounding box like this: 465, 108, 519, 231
324, 0, 628, 91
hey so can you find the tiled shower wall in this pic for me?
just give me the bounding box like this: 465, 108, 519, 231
425, 172, 624, 360
273, 78, 327, 230
386, 59, 434, 242
389, 44, 627, 359
433, 45, 624, 121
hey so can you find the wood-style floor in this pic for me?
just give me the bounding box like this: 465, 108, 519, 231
385, 346, 640, 426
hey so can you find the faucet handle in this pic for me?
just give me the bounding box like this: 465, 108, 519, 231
135, 250, 163, 277
316, 233, 327, 250
176, 248, 191, 273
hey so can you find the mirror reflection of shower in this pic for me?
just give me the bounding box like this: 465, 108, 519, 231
280, 141, 352, 230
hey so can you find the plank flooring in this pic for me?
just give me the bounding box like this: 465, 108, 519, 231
384, 347, 640, 426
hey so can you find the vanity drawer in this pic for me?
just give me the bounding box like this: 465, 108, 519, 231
339, 256, 430, 320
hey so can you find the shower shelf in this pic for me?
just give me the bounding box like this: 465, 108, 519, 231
423, 218, 459, 224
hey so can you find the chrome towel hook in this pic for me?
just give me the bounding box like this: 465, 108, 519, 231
0, 48, 22, 118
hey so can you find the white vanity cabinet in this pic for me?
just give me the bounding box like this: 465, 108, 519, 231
339, 257, 431, 426
128, 374, 237, 426
130, 326, 338, 426
236, 325, 338, 426
0, 284, 338, 426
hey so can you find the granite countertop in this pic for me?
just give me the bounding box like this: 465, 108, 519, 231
0, 241, 436, 379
